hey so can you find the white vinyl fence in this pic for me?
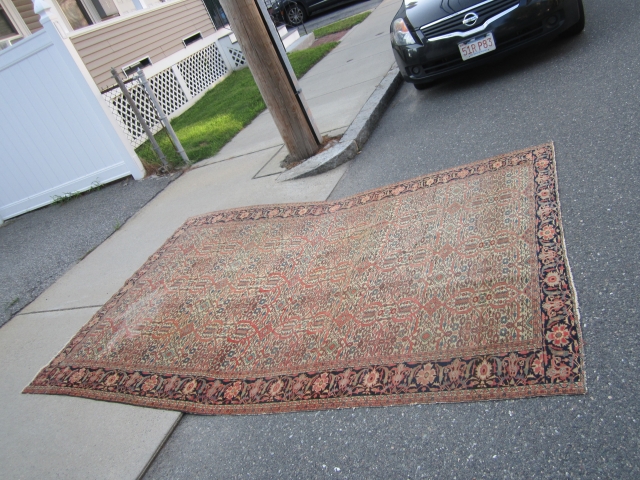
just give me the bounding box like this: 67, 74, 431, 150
0, 12, 144, 224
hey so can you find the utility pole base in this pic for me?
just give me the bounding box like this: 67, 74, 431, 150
219, 0, 321, 161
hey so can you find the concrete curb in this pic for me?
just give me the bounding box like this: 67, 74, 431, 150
277, 66, 402, 181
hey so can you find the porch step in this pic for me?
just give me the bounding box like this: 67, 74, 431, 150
280, 28, 300, 50
286, 32, 315, 53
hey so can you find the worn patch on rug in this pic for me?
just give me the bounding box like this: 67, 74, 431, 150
24, 144, 585, 414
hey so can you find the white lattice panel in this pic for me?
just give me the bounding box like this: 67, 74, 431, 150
102, 78, 161, 148
228, 46, 247, 68
149, 68, 188, 116
177, 42, 228, 97
102, 68, 188, 148
101, 40, 238, 148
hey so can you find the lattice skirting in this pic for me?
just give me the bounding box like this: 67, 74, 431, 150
177, 42, 229, 97
102, 42, 234, 148
227, 46, 246, 69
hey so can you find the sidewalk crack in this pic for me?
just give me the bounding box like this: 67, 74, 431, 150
17, 305, 104, 316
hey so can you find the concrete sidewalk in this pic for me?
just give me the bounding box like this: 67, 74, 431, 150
198, 0, 402, 177
0, 1, 402, 478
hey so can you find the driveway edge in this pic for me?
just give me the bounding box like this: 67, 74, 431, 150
277, 66, 402, 181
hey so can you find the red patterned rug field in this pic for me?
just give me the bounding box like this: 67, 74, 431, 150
24, 144, 585, 414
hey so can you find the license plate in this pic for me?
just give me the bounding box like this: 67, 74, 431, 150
458, 32, 496, 61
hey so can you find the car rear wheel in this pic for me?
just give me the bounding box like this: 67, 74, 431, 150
562, 0, 585, 37
285, 3, 306, 26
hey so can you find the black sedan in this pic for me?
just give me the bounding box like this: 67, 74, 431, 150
270, 0, 359, 26
391, 0, 585, 89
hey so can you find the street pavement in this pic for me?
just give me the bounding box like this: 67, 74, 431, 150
294, 0, 385, 34
144, 0, 640, 478
0, 1, 401, 478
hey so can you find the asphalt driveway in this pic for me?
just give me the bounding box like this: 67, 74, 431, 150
145, 0, 639, 478
294, 0, 385, 33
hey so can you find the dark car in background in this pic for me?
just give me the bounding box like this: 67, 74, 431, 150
270, 0, 359, 26
391, 0, 585, 89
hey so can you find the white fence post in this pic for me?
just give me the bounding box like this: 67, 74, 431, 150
214, 37, 235, 72
215, 33, 247, 71
171, 65, 193, 100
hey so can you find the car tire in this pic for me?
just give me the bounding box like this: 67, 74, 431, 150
285, 3, 306, 26
561, 0, 585, 37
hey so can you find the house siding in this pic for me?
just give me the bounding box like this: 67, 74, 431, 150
13, 0, 43, 33
70, 0, 215, 90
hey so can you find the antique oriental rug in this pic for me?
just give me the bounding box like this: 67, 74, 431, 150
25, 144, 585, 414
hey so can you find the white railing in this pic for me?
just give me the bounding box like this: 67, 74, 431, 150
101, 30, 247, 148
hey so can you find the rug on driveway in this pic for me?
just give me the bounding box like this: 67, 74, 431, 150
25, 144, 585, 414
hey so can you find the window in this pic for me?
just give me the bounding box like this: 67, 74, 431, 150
89, 0, 119, 20
201, 0, 228, 30
183, 32, 203, 47
123, 57, 152, 78
0, 6, 19, 41
0, 0, 30, 48
57, 0, 92, 30
55, 0, 120, 31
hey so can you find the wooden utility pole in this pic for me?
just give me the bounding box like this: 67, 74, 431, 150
218, 0, 321, 161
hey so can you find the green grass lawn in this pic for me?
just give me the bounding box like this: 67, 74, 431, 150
313, 11, 371, 39
136, 42, 338, 169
